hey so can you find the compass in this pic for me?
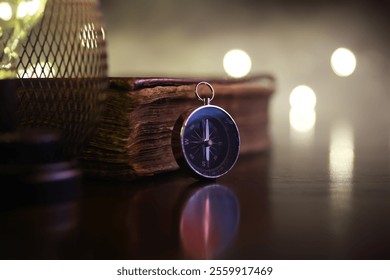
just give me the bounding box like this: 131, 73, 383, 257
172, 82, 240, 179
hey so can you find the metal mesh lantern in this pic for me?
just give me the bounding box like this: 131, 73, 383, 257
15, 0, 108, 157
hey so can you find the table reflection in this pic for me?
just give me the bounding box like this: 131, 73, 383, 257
80, 177, 240, 259
329, 121, 355, 184
180, 183, 240, 259
76, 152, 270, 260
0, 197, 80, 259
328, 121, 355, 244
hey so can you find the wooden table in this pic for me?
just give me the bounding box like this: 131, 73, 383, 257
1, 101, 389, 260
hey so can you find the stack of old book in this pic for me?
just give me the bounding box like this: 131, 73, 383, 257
80, 75, 275, 180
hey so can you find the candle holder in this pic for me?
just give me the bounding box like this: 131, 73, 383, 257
0, 0, 105, 206
15, 0, 108, 158
1, 0, 48, 132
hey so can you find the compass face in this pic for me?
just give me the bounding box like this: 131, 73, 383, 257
174, 105, 240, 179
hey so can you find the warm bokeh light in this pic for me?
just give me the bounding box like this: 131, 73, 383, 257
331, 48, 357, 77
289, 85, 317, 133
0, 2, 13, 21
223, 49, 252, 78
289, 85, 317, 111
17, 0, 43, 18
289, 109, 316, 133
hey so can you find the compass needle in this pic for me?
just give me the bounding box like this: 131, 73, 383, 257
206, 119, 210, 141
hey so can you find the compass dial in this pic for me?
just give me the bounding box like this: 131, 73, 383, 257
172, 105, 240, 179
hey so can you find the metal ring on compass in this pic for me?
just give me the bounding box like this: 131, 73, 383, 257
195, 81, 215, 105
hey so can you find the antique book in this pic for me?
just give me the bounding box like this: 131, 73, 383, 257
80, 75, 275, 180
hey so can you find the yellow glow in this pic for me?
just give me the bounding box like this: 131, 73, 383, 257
223, 49, 252, 78
0, 2, 13, 21
289, 108, 316, 133
0, 0, 47, 79
17, 0, 42, 18
331, 48, 356, 77
289, 85, 317, 111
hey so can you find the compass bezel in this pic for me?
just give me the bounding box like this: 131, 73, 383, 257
172, 105, 240, 179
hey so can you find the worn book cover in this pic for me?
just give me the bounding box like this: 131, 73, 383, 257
81, 75, 275, 180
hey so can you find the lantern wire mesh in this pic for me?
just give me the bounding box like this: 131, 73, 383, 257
15, 0, 108, 158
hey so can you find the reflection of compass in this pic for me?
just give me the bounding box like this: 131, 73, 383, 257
172, 82, 240, 179
180, 183, 240, 259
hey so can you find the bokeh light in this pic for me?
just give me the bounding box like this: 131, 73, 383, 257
0, 3, 13, 21
331, 48, 357, 77
289, 85, 317, 133
289, 85, 317, 111
289, 109, 316, 133
223, 49, 252, 78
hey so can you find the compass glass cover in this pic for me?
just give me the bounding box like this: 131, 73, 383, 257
181, 105, 240, 178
